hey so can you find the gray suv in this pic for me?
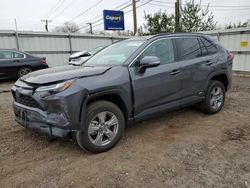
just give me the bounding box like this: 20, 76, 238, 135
12, 33, 233, 153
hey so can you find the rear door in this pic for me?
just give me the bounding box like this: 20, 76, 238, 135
129, 38, 183, 119
174, 37, 217, 105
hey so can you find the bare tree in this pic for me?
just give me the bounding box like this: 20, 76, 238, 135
52, 22, 79, 33
225, 21, 248, 29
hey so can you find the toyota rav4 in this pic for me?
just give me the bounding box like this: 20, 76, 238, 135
12, 33, 233, 153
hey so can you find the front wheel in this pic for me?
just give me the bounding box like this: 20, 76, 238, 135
76, 101, 125, 153
200, 80, 226, 114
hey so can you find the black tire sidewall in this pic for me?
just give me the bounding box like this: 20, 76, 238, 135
76, 101, 125, 153
17, 67, 32, 78
204, 81, 225, 114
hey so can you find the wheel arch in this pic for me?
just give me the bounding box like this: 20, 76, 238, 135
79, 90, 129, 130
206, 71, 230, 92
19, 65, 33, 70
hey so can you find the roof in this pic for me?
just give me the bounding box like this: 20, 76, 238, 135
0, 48, 20, 52
127, 32, 210, 41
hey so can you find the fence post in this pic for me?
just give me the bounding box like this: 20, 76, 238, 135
15, 31, 20, 50
68, 34, 72, 54
217, 32, 221, 42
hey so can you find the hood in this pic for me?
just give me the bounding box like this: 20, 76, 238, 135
21, 65, 111, 85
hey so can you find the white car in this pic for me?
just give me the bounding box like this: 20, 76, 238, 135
69, 46, 104, 66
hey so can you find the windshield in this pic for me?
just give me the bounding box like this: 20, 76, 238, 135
89, 46, 104, 55
84, 40, 145, 66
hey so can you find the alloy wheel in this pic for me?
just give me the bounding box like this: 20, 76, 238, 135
18, 67, 32, 78
88, 111, 119, 146
210, 86, 224, 110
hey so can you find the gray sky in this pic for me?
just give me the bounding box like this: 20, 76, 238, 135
0, 0, 250, 32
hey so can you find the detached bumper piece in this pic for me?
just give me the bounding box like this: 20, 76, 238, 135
13, 102, 70, 138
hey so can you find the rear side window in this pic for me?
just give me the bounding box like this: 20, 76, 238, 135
175, 38, 202, 61
14, 52, 24, 58
199, 38, 217, 56
0, 51, 13, 59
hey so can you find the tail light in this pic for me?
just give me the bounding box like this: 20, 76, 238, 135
228, 52, 234, 61
40, 57, 46, 64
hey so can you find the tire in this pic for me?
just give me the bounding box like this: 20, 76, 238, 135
76, 101, 125, 153
17, 67, 32, 78
200, 80, 226, 114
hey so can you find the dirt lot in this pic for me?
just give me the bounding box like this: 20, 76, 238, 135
0, 77, 250, 188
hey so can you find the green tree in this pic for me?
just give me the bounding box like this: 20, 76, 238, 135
143, 0, 217, 34
181, 0, 216, 32
143, 11, 175, 35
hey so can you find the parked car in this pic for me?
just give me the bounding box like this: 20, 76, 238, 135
68, 46, 104, 66
11, 33, 233, 153
0, 49, 48, 79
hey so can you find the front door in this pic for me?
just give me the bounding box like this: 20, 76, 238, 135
128, 38, 183, 119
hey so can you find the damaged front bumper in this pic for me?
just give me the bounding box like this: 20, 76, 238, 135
11, 80, 88, 138
13, 102, 70, 137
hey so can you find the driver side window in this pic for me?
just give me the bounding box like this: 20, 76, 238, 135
138, 39, 174, 66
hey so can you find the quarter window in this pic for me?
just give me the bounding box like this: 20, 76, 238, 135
14, 52, 24, 58
175, 38, 202, 61
199, 38, 217, 55
139, 39, 174, 65
0, 51, 12, 59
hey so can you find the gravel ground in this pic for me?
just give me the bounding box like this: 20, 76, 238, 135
0, 76, 250, 188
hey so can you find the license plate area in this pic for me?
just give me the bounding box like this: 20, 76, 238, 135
15, 107, 28, 127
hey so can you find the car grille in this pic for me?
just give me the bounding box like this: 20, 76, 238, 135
12, 91, 41, 109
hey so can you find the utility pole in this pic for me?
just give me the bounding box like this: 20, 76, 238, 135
14, 18, 18, 31
175, 0, 181, 32
41, 20, 52, 32
132, 0, 137, 35
14, 18, 19, 50
87, 23, 93, 34
179, 0, 182, 28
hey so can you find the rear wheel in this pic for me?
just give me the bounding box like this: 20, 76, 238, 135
200, 80, 225, 114
76, 101, 125, 153
17, 67, 32, 78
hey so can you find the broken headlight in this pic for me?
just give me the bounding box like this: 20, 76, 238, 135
36, 80, 74, 94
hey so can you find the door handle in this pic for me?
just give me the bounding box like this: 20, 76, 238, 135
205, 61, 213, 66
14, 60, 20, 63
170, 70, 180, 75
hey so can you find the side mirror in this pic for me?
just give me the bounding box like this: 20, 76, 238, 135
138, 56, 160, 73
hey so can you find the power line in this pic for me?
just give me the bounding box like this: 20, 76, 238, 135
209, 8, 250, 11
43, 0, 67, 19
76, 0, 131, 26
73, 1, 136, 32
51, 0, 78, 20
91, 0, 154, 29
68, 0, 104, 22
152, 0, 250, 8
33, 0, 68, 30
148, 1, 250, 11
147, 2, 174, 8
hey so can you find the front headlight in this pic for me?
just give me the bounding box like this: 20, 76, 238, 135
36, 80, 74, 94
